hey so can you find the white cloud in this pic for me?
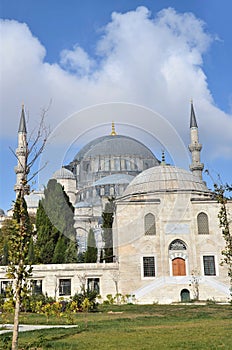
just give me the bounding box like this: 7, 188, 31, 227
60, 45, 95, 75
0, 7, 232, 165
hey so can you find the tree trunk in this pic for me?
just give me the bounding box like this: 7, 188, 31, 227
12, 293, 20, 350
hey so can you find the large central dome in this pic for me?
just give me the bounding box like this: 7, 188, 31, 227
67, 134, 160, 189
74, 135, 158, 162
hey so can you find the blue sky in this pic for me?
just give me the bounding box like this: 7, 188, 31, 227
0, 0, 232, 212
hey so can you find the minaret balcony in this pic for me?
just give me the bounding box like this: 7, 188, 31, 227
188, 144, 202, 152
189, 163, 204, 172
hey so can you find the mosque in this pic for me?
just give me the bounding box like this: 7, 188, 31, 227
0, 103, 231, 304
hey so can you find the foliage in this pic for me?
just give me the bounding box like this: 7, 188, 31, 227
103, 293, 136, 305
35, 179, 78, 264
0, 219, 13, 266
85, 228, 97, 263
52, 235, 67, 263
72, 289, 98, 312
7, 194, 33, 300
102, 197, 115, 263
77, 251, 86, 263
213, 183, 232, 298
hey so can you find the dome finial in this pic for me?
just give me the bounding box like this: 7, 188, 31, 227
161, 150, 166, 165
110, 121, 117, 136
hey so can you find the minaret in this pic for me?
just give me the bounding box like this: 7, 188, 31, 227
14, 104, 30, 196
188, 101, 204, 180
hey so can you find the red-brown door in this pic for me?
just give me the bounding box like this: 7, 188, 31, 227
172, 258, 186, 276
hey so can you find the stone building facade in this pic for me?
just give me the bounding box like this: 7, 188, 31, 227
0, 103, 231, 304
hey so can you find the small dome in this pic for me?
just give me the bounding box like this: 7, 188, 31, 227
123, 165, 210, 196
93, 174, 134, 186
52, 167, 75, 180
0, 208, 5, 216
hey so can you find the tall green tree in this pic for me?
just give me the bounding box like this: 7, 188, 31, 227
35, 200, 59, 263
213, 183, 232, 299
35, 179, 78, 263
102, 197, 115, 263
85, 228, 98, 263
0, 218, 13, 266
52, 235, 66, 263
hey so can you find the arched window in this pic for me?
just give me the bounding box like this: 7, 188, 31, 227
169, 239, 186, 251
144, 213, 156, 235
197, 212, 209, 234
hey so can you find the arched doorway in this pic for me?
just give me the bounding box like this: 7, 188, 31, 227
181, 289, 190, 302
172, 258, 186, 276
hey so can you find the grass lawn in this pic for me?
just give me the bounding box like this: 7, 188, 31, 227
0, 304, 231, 349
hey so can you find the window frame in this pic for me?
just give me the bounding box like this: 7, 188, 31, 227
87, 278, 100, 294
0, 280, 12, 296
142, 256, 156, 279
203, 255, 216, 276
59, 278, 71, 296
31, 279, 43, 295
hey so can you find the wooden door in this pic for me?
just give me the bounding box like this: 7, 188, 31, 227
172, 258, 186, 276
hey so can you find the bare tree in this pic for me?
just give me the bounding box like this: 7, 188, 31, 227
189, 269, 200, 301
7, 105, 50, 350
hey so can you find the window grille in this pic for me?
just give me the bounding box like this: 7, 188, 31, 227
203, 256, 216, 275
143, 257, 155, 277
144, 213, 156, 235
197, 212, 209, 234
169, 239, 187, 250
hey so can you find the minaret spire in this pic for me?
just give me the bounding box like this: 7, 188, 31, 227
14, 104, 30, 196
18, 103, 27, 133
188, 101, 204, 180
190, 99, 198, 128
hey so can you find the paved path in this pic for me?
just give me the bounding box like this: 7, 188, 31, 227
0, 324, 78, 335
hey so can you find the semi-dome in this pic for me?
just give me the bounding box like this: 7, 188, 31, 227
93, 174, 134, 186
123, 165, 211, 196
0, 208, 5, 216
74, 135, 159, 162
52, 167, 75, 180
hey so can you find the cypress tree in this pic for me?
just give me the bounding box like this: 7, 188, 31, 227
35, 179, 78, 263
65, 241, 78, 263
52, 235, 67, 263
85, 228, 97, 263
102, 197, 115, 263
35, 201, 59, 263
2, 240, 9, 266
0, 219, 12, 266
27, 237, 35, 265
